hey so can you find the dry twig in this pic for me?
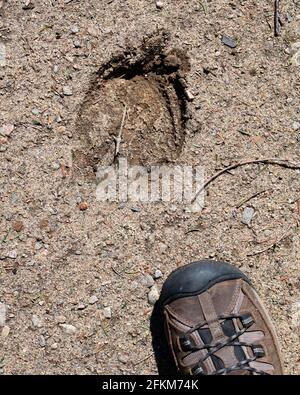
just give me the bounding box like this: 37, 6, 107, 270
114, 104, 127, 160
247, 232, 290, 256
133, 353, 153, 366
192, 158, 300, 204
236, 189, 271, 208
274, 0, 282, 37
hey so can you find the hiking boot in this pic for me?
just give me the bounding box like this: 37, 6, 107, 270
160, 260, 283, 375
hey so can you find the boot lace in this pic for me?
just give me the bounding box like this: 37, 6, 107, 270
179, 313, 270, 375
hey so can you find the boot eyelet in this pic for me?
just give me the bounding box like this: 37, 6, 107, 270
179, 336, 193, 351
252, 344, 265, 358
192, 364, 204, 375
240, 313, 254, 328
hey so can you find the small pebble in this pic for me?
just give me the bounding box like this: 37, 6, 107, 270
57, 126, 66, 134
141, 274, 155, 288
185, 89, 195, 102
63, 86, 73, 96
31, 108, 40, 116
147, 234, 156, 244
293, 121, 300, 130
51, 343, 58, 349
31, 315, 43, 328
1, 325, 10, 338
87, 25, 98, 37
23, 0, 35, 10
153, 269, 162, 279
158, 242, 168, 253
0, 41, 5, 67
0, 124, 14, 137
59, 324, 77, 334
39, 335, 46, 347
79, 202, 88, 211
89, 295, 98, 305
77, 303, 86, 310
118, 354, 129, 364
52, 163, 60, 170
131, 207, 140, 213
0, 303, 7, 326
56, 315, 66, 324
7, 250, 18, 259
221, 35, 237, 49
12, 221, 24, 232
53, 65, 59, 73
103, 307, 112, 319
241, 207, 255, 226
5, 213, 12, 221
156, 1, 164, 9
148, 285, 159, 305
168, 205, 177, 212
291, 50, 300, 67
35, 241, 44, 250
71, 25, 79, 34
264, 229, 272, 237
73, 40, 81, 48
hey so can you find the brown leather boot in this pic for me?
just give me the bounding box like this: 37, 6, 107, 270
160, 260, 284, 375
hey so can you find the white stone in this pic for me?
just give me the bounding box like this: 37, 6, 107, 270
71, 25, 79, 34
39, 335, 46, 347
153, 269, 162, 279
1, 326, 10, 338
185, 89, 195, 102
88, 295, 98, 305
59, 324, 77, 334
241, 207, 255, 226
141, 274, 155, 288
7, 250, 17, 259
63, 86, 73, 96
103, 307, 112, 319
0, 303, 7, 327
52, 163, 60, 170
31, 108, 40, 116
31, 315, 42, 328
87, 25, 99, 37
291, 51, 300, 66
0, 41, 6, 67
56, 315, 66, 324
148, 285, 159, 305
0, 124, 14, 136
291, 41, 300, 55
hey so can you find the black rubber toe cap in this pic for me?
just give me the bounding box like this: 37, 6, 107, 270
160, 260, 251, 305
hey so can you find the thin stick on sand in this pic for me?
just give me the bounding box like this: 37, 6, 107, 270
114, 104, 127, 160
191, 158, 300, 204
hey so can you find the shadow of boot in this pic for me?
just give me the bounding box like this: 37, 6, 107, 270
150, 300, 178, 375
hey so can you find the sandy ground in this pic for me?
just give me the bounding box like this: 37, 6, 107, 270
0, 0, 299, 375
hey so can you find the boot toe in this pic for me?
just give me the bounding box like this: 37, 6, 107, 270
160, 260, 251, 305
